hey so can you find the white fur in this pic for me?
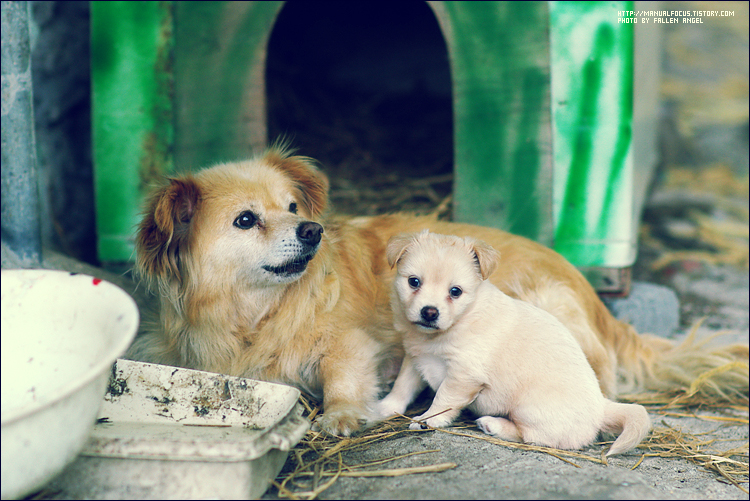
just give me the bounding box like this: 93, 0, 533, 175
377, 231, 651, 456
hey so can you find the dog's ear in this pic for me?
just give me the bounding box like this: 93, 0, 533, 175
264, 149, 329, 217
386, 233, 417, 268
136, 177, 201, 284
471, 239, 500, 280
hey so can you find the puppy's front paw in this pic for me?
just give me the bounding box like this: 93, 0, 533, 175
376, 395, 408, 418
409, 412, 453, 430
314, 406, 367, 437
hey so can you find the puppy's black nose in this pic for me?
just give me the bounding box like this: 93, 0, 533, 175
297, 221, 324, 247
420, 306, 439, 322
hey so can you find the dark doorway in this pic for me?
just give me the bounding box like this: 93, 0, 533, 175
266, 1, 453, 216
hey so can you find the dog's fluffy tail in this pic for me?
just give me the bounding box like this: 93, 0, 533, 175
607, 315, 749, 403
602, 400, 651, 456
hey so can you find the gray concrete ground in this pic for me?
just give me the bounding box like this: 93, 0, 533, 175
273, 409, 747, 500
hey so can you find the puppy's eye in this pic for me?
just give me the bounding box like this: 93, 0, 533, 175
289, 202, 298, 214
449, 287, 463, 298
234, 211, 258, 229
408, 276, 421, 289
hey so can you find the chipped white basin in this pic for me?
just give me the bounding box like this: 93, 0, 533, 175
1, 269, 139, 499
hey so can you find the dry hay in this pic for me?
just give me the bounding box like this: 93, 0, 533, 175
271, 398, 748, 499
663, 164, 749, 199
270, 396, 458, 500
634, 421, 749, 494
619, 317, 749, 408
642, 202, 749, 270
270, 323, 749, 499
639, 164, 749, 271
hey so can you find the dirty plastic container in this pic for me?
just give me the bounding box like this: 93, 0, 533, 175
47, 359, 309, 499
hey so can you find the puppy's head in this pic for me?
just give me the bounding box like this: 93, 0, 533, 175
136, 146, 329, 298
387, 230, 499, 333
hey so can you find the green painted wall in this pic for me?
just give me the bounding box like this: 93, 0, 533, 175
91, 1, 282, 262
91, 1, 174, 262
442, 1, 554, 245
173, 1, 282, 171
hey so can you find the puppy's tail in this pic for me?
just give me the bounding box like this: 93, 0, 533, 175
602, 400, 651, 456
608, 315, 749, 405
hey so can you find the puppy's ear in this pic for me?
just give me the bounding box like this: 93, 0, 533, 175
136, 177, 201, 284
471, 240, 500, 280
386, 233, 417, 268
264, 148, 329, 217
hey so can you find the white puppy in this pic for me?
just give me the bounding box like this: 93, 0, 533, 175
377, 230, 651, 456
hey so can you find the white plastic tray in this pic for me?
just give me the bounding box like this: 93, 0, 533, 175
47, 359, 309, 499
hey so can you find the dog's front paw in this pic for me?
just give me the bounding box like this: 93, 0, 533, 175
376, 395, 408, 418
313, 406, 367, 437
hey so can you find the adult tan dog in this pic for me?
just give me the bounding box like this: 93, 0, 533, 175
378, 230, 650, 455
129, 146, 746, 436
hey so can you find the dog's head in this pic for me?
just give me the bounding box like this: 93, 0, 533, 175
136, 147, 329, 297
386, 230, 499, 333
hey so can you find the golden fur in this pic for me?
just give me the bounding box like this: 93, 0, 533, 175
378, 230, 650, 455
129, 147, 748, 436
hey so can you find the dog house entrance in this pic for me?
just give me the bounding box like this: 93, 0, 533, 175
93, 2, 651, 296
266, 2, 454, 217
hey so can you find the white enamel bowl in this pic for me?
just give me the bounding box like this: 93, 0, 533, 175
1, 270, 139, 499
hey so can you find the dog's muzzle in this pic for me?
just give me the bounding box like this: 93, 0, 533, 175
262, 222, 323, 277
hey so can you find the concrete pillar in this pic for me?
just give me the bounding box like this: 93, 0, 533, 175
1, 0, 42, 266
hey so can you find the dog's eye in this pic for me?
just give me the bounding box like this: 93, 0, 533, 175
408, 276, 421, 289
234, 211, 258, 229
449, 287, 463, 298
289, 202, 298, 214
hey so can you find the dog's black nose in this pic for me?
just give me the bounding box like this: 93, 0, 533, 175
420, 306, 439, 322
297, 221, 324, 247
